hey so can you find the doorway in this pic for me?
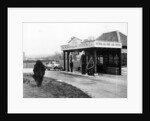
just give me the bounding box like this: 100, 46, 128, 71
97, 54, 104, 73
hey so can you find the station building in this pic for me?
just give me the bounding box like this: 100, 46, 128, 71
61, 31, 127, 75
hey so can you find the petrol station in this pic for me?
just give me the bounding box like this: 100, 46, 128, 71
61, 31, 127, 75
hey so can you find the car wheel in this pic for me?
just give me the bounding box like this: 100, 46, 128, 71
55, 67, 57, 70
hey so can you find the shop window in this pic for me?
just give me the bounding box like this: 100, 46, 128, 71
114, 54, 119, 66
100, 56, 103, 64
97, 56, 100, 65
104, 55, 108, 65
109, 54, 113, 64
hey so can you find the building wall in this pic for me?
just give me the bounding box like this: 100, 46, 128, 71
121, 53, 127, 66
106, 67, 120, 75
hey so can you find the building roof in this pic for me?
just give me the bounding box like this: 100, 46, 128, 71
96, 31, 127, 46
82, 39, 95, 43
61, 31, 126, 51
68, 36, 82, 43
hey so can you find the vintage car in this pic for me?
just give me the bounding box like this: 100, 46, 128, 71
45, 61, 63, 71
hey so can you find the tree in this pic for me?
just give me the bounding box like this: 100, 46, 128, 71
33, 60, 46, 87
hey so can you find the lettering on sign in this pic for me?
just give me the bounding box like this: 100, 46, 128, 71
61, 41, 122, 50
95, 41, 122, 48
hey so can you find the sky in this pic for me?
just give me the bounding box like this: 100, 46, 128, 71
23, 23, 127, 57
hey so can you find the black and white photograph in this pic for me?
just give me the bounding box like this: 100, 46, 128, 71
8, 8, 142, 113
23, 22, 127, 98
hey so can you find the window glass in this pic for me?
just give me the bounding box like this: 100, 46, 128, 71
114, 54, 119, 66
104, 55, 108, 64
100, 56, 103, 64
97, 56, 100, 65
109, 54, 113, 64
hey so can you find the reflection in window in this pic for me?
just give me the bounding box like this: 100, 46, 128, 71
100, 56, 103, 64
109, 54, 113, 64
104, 55, 108, 64
97, 57, 100, 65
114, 54, 119, 66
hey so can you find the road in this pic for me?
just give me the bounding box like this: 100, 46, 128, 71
23, 68, 127, 98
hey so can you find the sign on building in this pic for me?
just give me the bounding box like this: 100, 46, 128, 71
61, 40, 122, 51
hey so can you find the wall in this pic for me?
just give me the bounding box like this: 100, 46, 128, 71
121, 53, 127, 66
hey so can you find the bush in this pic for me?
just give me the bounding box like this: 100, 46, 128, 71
33, 60, 46, 87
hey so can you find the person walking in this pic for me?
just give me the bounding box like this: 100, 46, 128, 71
70, 54, 73, 72
81, 51, 86, 74
70, 61, 73, 72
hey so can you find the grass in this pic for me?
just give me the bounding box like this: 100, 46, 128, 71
23, 73, 91, 98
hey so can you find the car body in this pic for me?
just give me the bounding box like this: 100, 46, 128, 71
45, 61, 63, 71
45, 62, 54, 70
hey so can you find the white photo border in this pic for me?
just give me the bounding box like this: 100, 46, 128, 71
8, 8, 142, 113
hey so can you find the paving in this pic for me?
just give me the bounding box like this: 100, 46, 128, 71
23, 68, 127, 98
